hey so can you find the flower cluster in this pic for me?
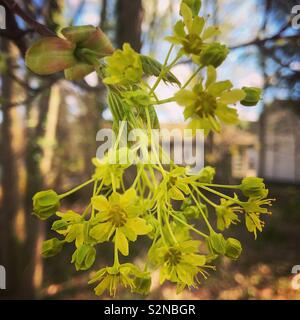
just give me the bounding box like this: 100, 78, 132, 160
27, 0, 272, 298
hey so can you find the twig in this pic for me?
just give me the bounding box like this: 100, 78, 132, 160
230, 21, 295, 50
70, 0, 86, 26
0, 0, 55, 36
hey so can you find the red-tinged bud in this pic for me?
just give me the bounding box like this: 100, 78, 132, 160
25, 37, 76, 75
26, 25, 114, 80
64, 62, 94, 81
61, 25, 97, 43
80, 27, 114, 56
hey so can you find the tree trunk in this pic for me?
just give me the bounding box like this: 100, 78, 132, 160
0, 39, 26, 299
22, 88, 51, 299
22, 84, 61, 297
116, 0, 143, 51
258, 50, 267, 177
258, 109, 266, 177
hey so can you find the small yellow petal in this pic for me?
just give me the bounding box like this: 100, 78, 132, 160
115, 229, 129, 256
92, 195, 109, 212
126, 218, 152, 235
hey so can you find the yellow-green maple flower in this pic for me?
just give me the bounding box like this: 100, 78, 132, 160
54, 210, 85, 248
243, 197, 273, 239
216, 198, 241, 231
175, 66, 246, 135
103, 43, 143, 85
166, 2, 220, 56
90, 188, 152, 256
155, 167, 192, 204
92, 147, 132, 188
166, 167, 191, 201
89, 263, 150, 297
92, 159, 129, 190
149, 238, 207, 293
26, 25, 114, 80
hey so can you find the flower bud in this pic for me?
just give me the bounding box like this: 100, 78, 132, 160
183, 205, 200, 219
134, 275, 152, 295
51, 219, 68, 232
25, 37, 76, 75
33, 190, 60, 220
196, 166, 215, 183
42, 238, 64, 258
26, 25, 114, 80
240, 177, 267, 198
140, 55, 180, 85
71, 244, 96, 271
241, 87, 262, 106
199, 43, 229, 68
64, 62, 94, 81
225, 238, 242, 260
207, 232, 226, 255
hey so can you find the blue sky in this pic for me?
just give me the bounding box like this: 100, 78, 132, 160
1, 0, 292, 125
69, 0, 269, 122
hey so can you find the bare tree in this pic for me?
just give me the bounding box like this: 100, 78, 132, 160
116, 0, 143, 51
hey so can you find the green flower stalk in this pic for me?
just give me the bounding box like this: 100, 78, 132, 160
27, 0, 274, 298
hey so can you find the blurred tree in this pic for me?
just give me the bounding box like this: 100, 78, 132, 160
255, 0, 300, 100
0, 0, 63, 298
228, 0, 300, 175
116, 0, 143, 51
0, 0, 145, 299
0, 39, 25, 298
